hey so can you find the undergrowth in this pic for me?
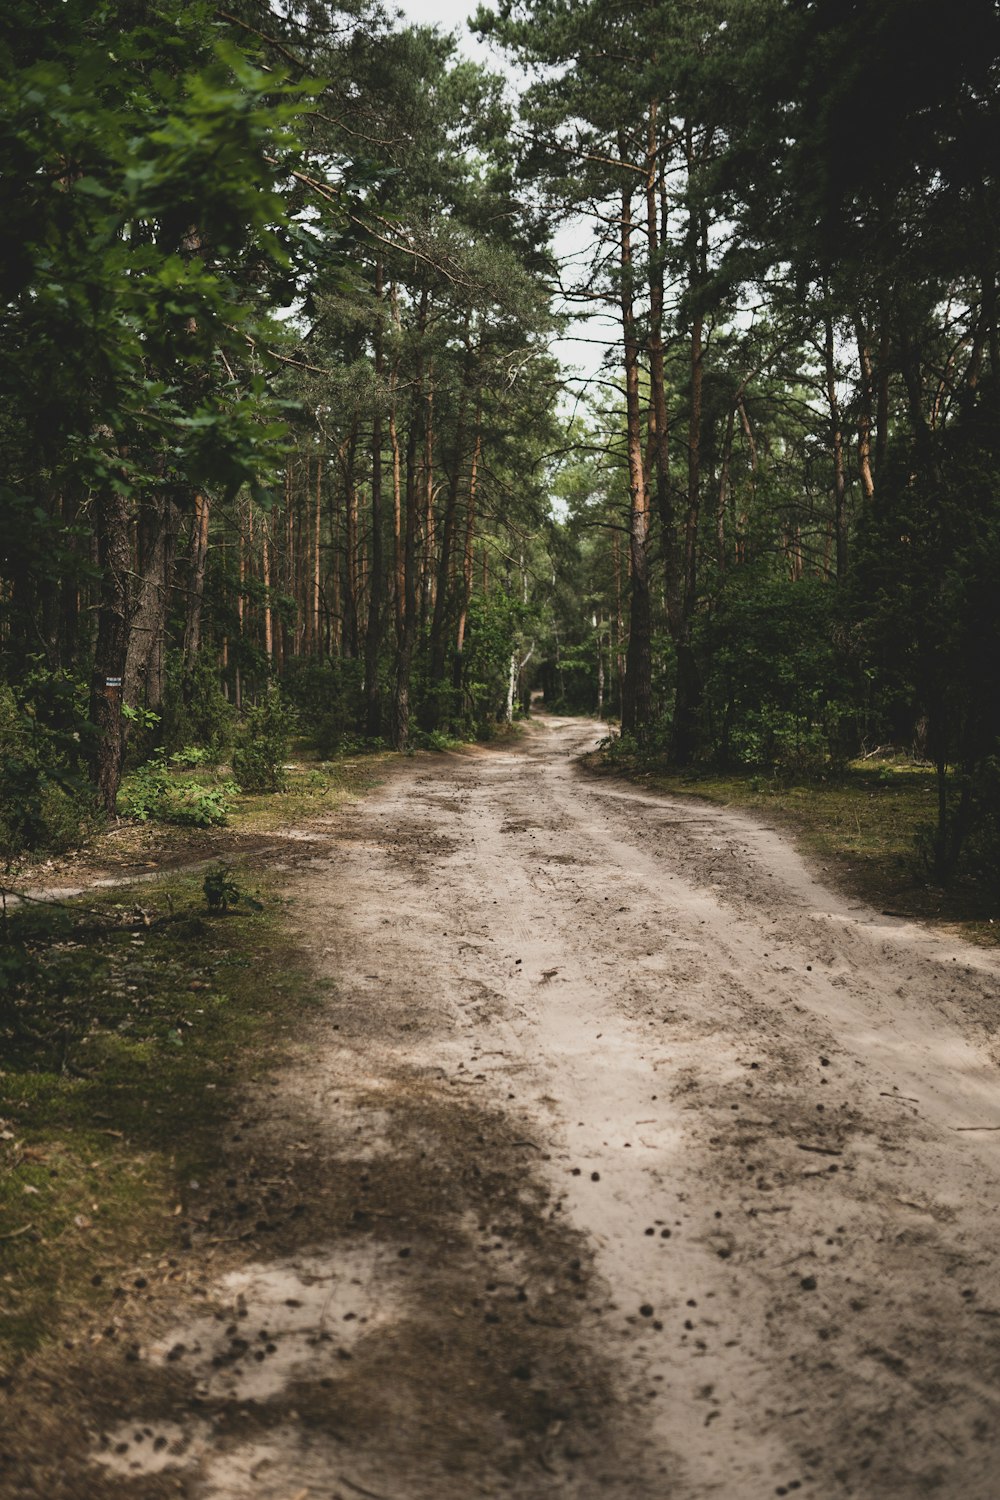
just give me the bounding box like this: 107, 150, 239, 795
0, 868, 320, 1366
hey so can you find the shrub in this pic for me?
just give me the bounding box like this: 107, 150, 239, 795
282, 657, 365, 756
232, 686, 292, 793
159, 655, 235, 764
118, 752, 235, 826
0, 681, 94, 860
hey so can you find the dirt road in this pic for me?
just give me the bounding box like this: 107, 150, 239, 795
61, 716, 1000, 1497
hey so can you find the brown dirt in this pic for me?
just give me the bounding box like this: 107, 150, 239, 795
5, 714, 1000, 1498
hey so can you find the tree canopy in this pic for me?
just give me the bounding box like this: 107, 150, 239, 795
3, 0, 1000, 887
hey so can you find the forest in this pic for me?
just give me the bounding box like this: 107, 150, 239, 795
3, 0, 1000, 889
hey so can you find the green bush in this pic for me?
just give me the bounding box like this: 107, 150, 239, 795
282, 657, 365, 756
0, 681, 94, 860
232, 686, 292, 793
159, 655, 235, 764
963, 757, 1000, 893
119, 752, 234, 826
117, 750, 235, 834
696, 575, 852, 773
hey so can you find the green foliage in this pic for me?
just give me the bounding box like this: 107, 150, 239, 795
0, 683, 94, 860
0, 0, 311, 501
160, 656, 235, 763
282, 657, 365, 758
121, 704, 162, 735
409, 727, 461, 752
114, 758, 170, 823
961, 757, 1000, 895
461, 594, 529, 732
854, 394, 1000, 879
118, 751, 235, 826
694, 576, 851, 774
203, 863, 240, 912
232, 686, 293, 792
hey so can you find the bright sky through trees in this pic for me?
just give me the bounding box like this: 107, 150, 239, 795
393, 0, 610, 391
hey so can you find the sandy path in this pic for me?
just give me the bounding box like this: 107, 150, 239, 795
70, 714, 1000, 1499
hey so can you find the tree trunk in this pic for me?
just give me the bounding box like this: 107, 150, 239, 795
124, 493, 177, 722
430, 349, 470, 715
391, 286, 429, 749
365, 262, 386, 739
181, 491, 210, 670
618, 155, 652, 737
670, 149, 707, 766
88, 483, 131, 815
262, 517, 274, 666
716, 402, 736, 576
824, 312, 849, 580
855, 317, 876, 502
312, 456, 322, 655
453, 412, 481, 694
421, 367, 436, 631
343, 423, 360, 659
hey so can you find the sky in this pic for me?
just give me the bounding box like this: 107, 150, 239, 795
389, 0, 498, 65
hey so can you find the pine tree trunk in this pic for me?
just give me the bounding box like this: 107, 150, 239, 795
365, 265, 386, 738
181, 491, 210, 671
262, 519, 274, 666
824, 313, 849, 580
618, 159, 652, 737
124, 493, 177, 721
89, 483, 131, 815
391, 287, 429, 748
313, 456, 322, 655
343, 424, 360, 659
454, 413, 481, 693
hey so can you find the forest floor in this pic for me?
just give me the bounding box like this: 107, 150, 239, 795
4, 714, 1000, 1499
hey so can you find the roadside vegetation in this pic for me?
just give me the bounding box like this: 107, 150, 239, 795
0, 864, 318, 1370
589, 744, 999, 943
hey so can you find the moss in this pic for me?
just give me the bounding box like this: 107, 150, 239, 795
0, 868, 318, 1367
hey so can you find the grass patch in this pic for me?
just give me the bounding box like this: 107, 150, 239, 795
226, 748, 393, 832
0, 865, 320, 1369
586, 752, 999, 942
112, 745, 393, 839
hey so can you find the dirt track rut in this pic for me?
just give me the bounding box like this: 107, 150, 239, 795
33, 715, 1000, 1499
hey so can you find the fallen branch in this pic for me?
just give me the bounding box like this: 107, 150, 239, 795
0, 1223, 35, 1241
796, 1143, 842, 1157
339, 1477, 398, 1500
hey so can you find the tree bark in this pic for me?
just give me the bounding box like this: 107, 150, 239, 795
365, 261, 386, 738
454, 411, 481, 693
88, 481, 132, 815
391, 285, 429, 749
181, 491, 210, 671
824, 312, 849, 580
618, 152, 652, 737
855, 317, 876, 502
342, 423, 360, 659
124, 492, 178, 722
